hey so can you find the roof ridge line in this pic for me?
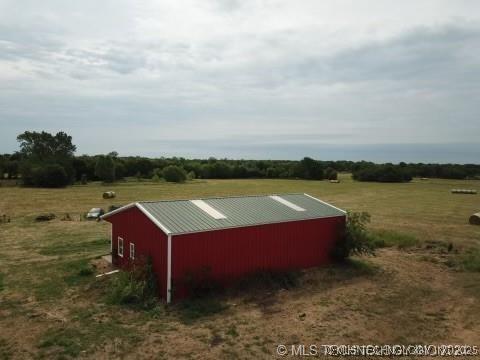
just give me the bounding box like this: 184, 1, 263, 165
138, 192, 305, 204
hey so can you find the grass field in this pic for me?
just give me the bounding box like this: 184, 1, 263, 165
0, 174, 479, 359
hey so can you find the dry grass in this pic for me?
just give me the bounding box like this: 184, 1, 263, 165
0, 175, 479, 359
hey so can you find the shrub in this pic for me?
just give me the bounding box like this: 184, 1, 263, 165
332, 211, 375, 261
95, 156, 116, 183
162, 165, 187, 183
201, 163, 232, 179
294, 157, 324, 180
265, 167, 279, 178
324, 167, 338, 180
186, 171, 196, 180
106, 257, 158, 308
352, 164, 412, 183
31, 164, 69, 188
80, 173, 88, 185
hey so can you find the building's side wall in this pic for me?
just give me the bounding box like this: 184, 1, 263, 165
171, 215, 345, 300
107, 206, 168, 301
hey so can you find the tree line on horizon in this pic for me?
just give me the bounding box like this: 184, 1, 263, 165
0, 131, 479, 188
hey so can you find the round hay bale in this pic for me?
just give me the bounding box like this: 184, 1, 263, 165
451, 189, 477, 194
469, 213, 480, 225
102, 191, 116, 199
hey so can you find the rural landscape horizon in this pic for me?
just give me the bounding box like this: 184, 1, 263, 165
3, 141, 480, 164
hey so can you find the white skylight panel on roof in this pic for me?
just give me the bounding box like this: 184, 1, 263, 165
190, 200, 227, 219
270, 195, 306, 211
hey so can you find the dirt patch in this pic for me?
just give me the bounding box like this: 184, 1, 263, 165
105, 248, 480, 359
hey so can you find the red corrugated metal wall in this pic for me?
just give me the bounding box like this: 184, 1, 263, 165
171, 215, 345, 299
105, 207, 168, 300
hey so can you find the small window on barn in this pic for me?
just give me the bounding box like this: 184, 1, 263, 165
118, 237, 124, 257
130, 242, 135, 260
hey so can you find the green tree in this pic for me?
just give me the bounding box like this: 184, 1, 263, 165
352, 164, 412, 183
17, 131, 76, 161
265, 167, 278, 178
16, 131, 76, 187
95, 156, 116, 183
186, 171, 196, 180
32, 164, 69, 188
295, 157, 324, 180
324, 167, 338, 180
162, 165, 187, 183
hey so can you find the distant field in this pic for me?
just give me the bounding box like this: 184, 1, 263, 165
0, 175, 479, 359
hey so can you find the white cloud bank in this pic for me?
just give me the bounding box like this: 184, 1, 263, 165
0, 0, 479, 162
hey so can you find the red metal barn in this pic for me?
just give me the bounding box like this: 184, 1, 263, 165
101, 193, 346, 302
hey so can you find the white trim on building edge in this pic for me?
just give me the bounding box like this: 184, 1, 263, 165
118, 237, 124, 257
167, 234, 172, 304
303, 193, 347, 214
100, 202, 136, 220
135, 203, 172, 235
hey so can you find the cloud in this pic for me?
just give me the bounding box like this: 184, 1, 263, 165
0, 1, 479, 162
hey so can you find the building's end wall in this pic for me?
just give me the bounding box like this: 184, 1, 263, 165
105, 206, 168, 301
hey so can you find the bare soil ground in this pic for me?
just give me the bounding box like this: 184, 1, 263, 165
120, 248, 480, 359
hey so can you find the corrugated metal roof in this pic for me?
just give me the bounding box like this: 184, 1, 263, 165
125, 193, 345, 235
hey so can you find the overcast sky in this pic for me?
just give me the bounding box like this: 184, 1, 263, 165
0, 0, 479, 162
